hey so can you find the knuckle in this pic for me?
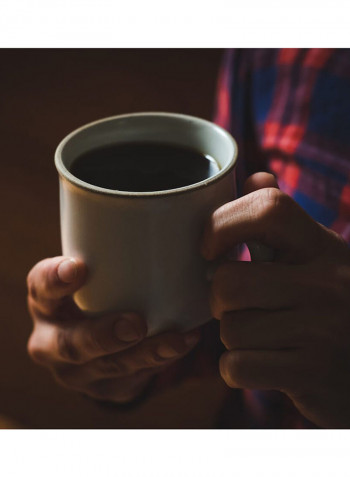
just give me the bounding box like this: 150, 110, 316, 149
57, 328, 81, 363
27, 334, 47, 365
41, 264, 56, 296
27, 295, 54, 321
255, 188, 290, 223
97, 356, 127, 377
220, 314, 242, 350
26, 271, 38, 300
221, 352, 247, 388
84, 325, 112, 357
27, 295, 37, 319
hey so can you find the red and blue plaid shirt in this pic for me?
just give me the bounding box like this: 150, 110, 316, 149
214, 48, 350, 428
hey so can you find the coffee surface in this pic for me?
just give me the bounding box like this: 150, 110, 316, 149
70, 142, 220, 192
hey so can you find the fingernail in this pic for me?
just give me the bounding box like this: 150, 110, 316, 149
57, 258, 77, 283
184, 331, 200, 347
157, 344, 181, 359
114, 317, 141, 342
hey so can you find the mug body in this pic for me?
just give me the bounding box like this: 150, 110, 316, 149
55, 113, 237, 335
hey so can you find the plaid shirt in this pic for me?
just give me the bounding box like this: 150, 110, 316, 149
214, 48, 350, 428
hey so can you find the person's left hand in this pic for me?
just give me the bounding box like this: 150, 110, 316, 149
201, 172, 350, 428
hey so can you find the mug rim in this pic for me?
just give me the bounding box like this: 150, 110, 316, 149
55, 112, 238, 198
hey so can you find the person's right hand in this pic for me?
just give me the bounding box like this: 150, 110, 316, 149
27, 256, 201, 404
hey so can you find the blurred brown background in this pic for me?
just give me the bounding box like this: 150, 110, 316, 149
0, 48, 230, 428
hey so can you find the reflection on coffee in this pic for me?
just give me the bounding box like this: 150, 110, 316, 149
70, 142, 220, 192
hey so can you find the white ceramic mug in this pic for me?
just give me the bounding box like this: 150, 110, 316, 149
55, 112, 237, 336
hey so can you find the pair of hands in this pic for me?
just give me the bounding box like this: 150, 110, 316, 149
27, 173, 350, 427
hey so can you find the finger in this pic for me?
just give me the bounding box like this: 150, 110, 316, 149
55, 367, 157, 403
244, 173, 279, 263
210, 261, 307, 318
27, 256, 87, 317
243, 172, 279, 195
201, 187, 326, 263
53, 328, 201, 386
220, 309, 312, 351
219, 349, 307, 392
27, 312, 147, 365
84, 369, 158, 403
123, 326, 199, 364
27, 293, 80, 324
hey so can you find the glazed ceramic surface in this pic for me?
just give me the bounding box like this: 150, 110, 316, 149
55, 113, 237, 335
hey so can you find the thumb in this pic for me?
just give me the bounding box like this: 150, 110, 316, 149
27, 256, 87, 317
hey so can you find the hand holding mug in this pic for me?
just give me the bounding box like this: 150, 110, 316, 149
202, 172, 350, 428
27, 257, 200, 403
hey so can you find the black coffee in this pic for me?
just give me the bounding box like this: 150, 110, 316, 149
70, 142, 220, 192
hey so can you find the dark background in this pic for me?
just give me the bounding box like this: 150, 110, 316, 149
0, 49, 231, 428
